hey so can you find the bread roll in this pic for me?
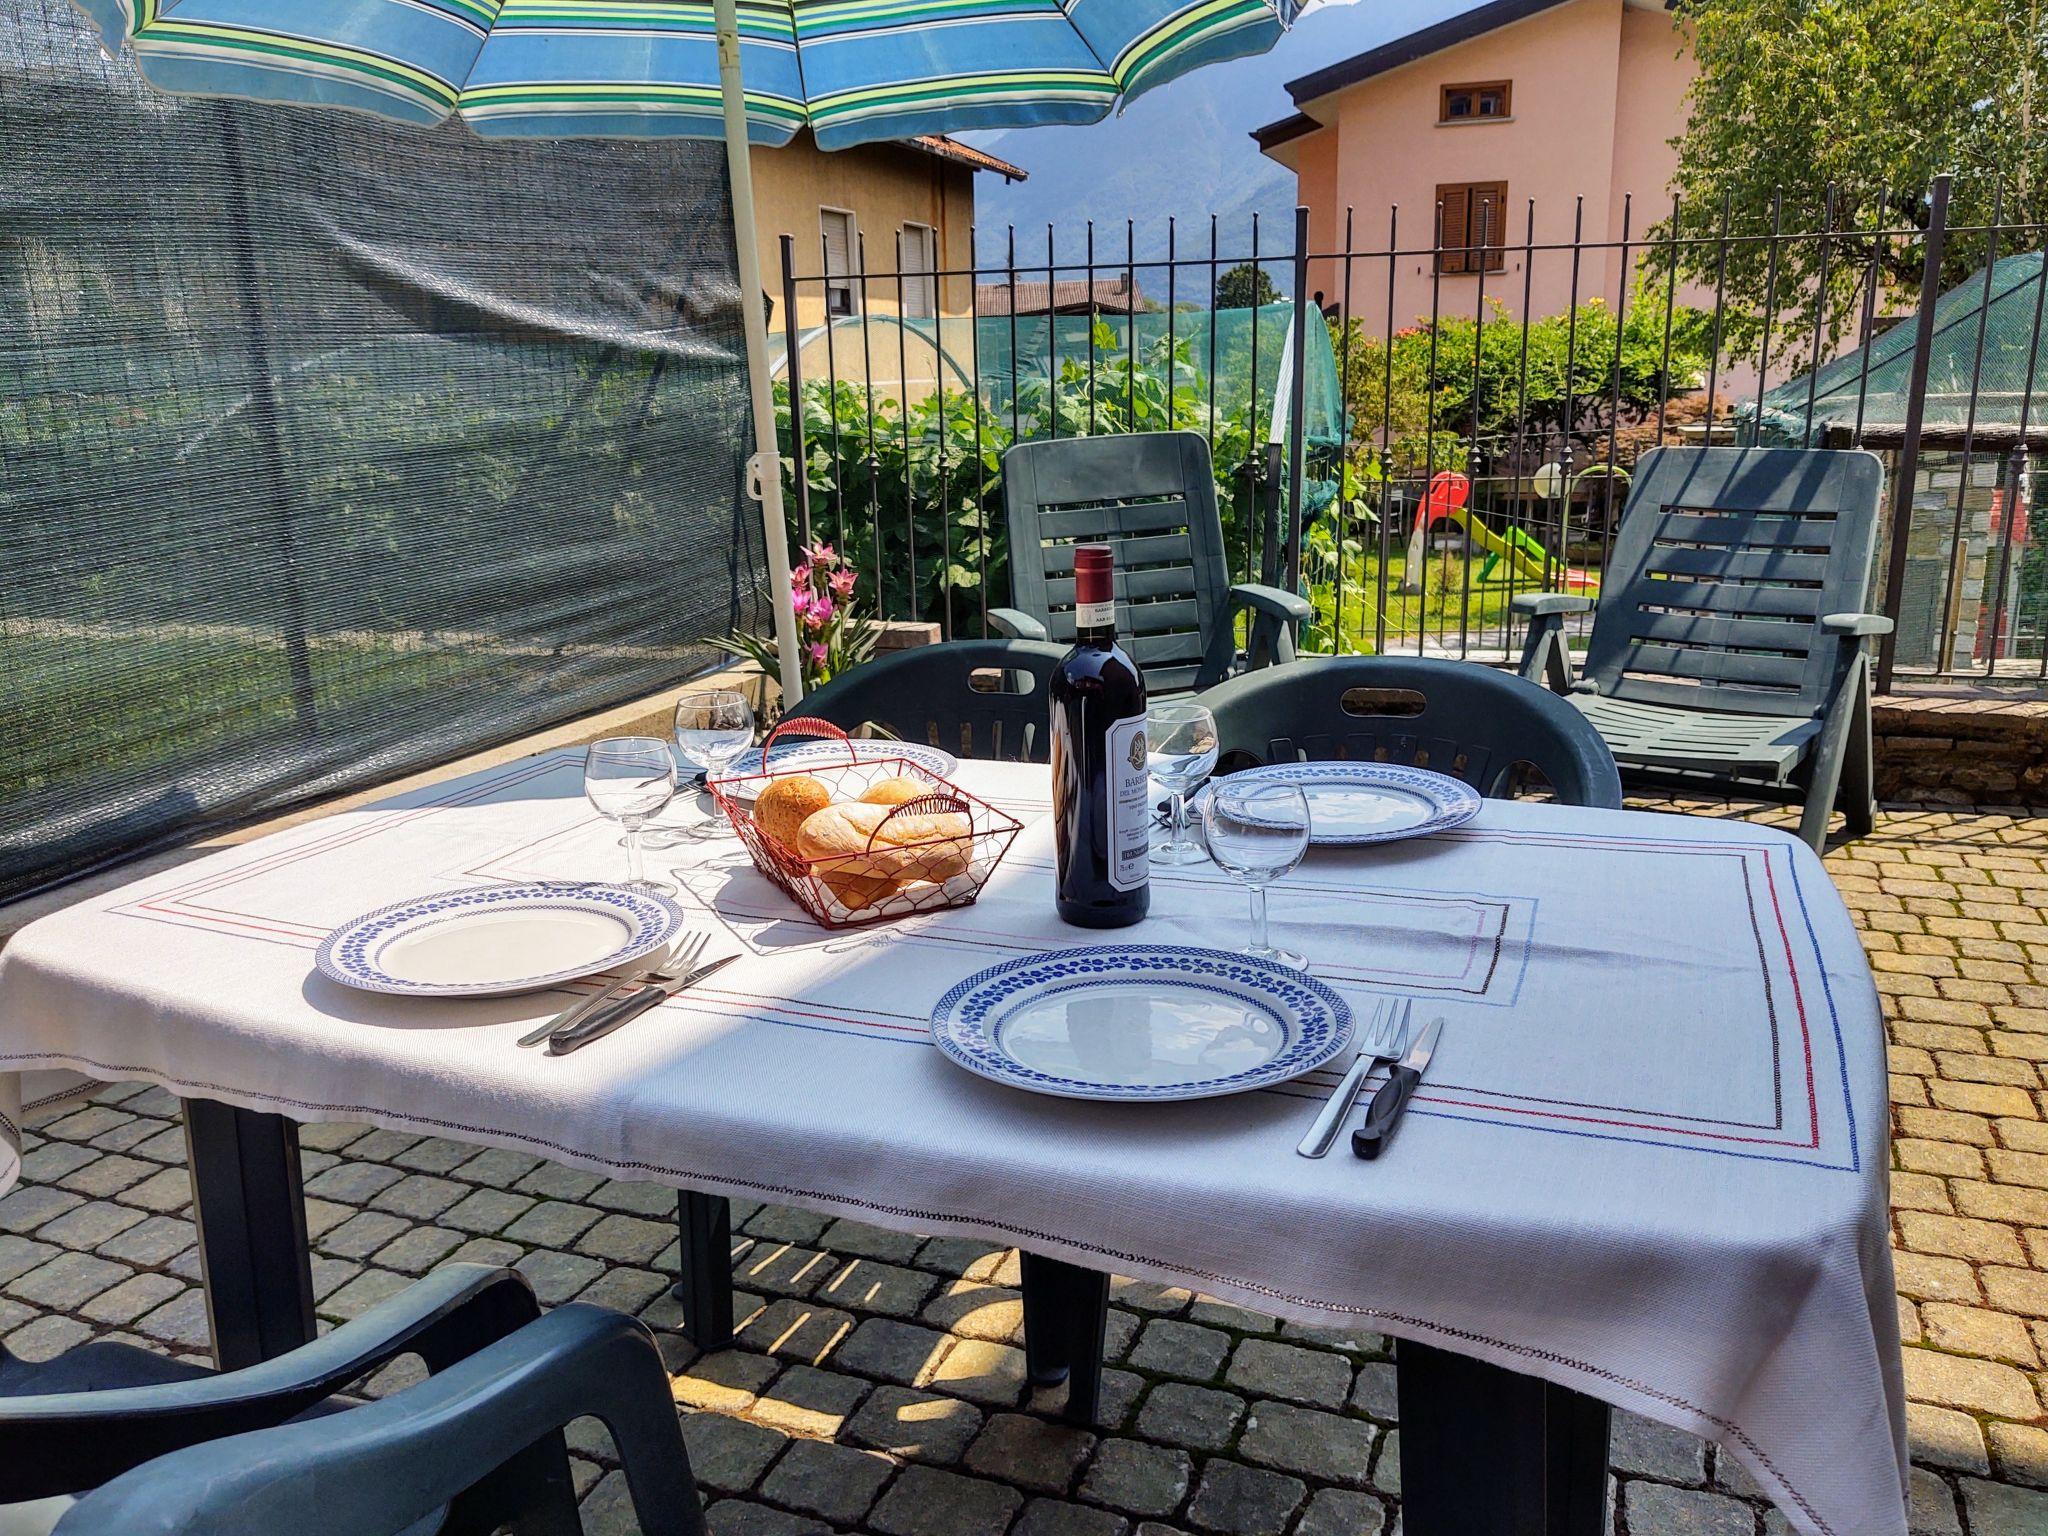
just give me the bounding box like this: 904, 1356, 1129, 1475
797, 800, 973, 907
755, 774, 832, 850
859, 775, 930, 808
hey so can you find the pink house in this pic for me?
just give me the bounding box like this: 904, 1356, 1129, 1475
1254, 0, 1698, 334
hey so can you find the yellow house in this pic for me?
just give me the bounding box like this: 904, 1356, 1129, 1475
755, 131, 1026, 332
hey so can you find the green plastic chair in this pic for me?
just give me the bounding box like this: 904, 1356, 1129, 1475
1514, 446, 1890, 850
1204, 655, 1622, 807
989, 431, 1311, 694
787, 638, 1071, 762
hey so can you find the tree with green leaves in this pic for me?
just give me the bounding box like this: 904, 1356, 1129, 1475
1215, 262, 1281, 310
1660, 0, 2047, 354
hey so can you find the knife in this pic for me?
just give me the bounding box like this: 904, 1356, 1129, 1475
1351, 1019, 1443, 1160
546, 953, 739, 1055
1296, 998, 1411, 1159
516, 933, 707, 1048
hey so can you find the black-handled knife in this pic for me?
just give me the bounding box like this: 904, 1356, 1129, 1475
546, 954, 738, 1056
1351, 1019, 1442, 1160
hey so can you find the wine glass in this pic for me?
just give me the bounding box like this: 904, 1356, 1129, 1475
1202, 780, 1312, 970
1147, 701, 1218, 865
657, 689, 755, 842
585, 737, 677, 894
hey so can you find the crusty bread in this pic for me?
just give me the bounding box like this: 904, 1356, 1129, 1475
754, 774, 832, 850
859, 775, 930, 808
797, 800, 973, 908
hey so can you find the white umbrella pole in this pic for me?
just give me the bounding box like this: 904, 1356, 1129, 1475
715, 0, 805, 707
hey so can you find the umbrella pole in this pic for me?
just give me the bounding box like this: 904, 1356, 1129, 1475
714, 0, 805, 706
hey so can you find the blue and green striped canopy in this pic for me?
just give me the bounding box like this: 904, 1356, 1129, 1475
72, 0, 1308, 148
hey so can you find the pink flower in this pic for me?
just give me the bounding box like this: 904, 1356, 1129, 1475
810, 594, 836, 625
790, 588, 816, 619
808, 642, 829, 664
808, 542, 837, 565
829, 568, 857, 597
791, 563, 813, 591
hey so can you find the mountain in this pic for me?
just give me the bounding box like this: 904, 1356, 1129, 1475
964, 0, 1486, 279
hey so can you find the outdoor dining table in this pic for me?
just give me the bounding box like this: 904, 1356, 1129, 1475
0, 748, 1905, 1536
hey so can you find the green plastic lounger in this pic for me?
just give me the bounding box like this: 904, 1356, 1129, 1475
990, 431, 1311, 694
1515, 445, 1890, 852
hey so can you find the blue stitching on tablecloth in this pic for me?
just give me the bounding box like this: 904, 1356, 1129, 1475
1409, 1109, 1859, 1174
1782, 845, 1861, 1176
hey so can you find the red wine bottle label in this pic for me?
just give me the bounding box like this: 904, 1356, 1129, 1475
1076, 598, 1115, 629
1103, 714, 1150, 893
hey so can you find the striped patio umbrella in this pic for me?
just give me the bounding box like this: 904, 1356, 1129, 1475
71, 0, 1334, 699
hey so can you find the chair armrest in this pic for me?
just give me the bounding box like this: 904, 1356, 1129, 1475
988, 607, 1050, 642
1511, 593, 1594, 617
58, 1306, 701, 1536
1819, 612, 1893, 638
5, 1265, 540, 1501
1227, 582, 1313, 625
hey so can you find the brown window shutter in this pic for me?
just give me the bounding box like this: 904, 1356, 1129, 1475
1472, 182, 1507, 272
1436, 184, 1469, 275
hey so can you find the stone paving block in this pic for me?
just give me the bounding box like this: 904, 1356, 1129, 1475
1621, 1481, 1753, 1536
8, 1250, 131, 1309
303, 1160, 405, 1203
1186, 1299, 1278, 1334
1110, 1278, 1192, 1316
1236, 1401, 1376, 1486
1893, 1251, 1983, 1305
915, 1236, 1005, 1278
0, 1185, 83, 1233
1184, 1460, 1304, 1536
318, 1209, 414, 1260
1136, 1383, 1245, 1452
295, 1121, 369, 1153
1293, 1488, 1388, 1536
441, 1187, 535, 1235
321, 1267, 413, 1321
1223, 1339, 1351, 1409
589, 1179, 677, 1217
574, 1264, 669, 1315
302, 1198, 354, 1239
135, 1288, 210, 1349
1609, 1410, 1709, 1483
1078, 1438, 1192, 1518
115, 1168, 194, 1214
79, 1270, 185, 1326
749, 1363, 872, 1438
451, 1146, 543, 1187
820, 1217, 924, 1265
312, 1256, 364, 1301
373, 1225, 466, 1274
919, 1280, 1020, 1340
1988, 1422, 2048, 1489
1349, 1359, 1396, 1420
515, 1162, 607, 1201
734, 1241, 836, 1298
925, 1338, 1029, 1406
345, 1128, 421, 1162
1128, 1319, 1232, 1381
18, 1142, 97, 1184
389, 1137, 476, 1174
1962, 1473, 2048, 1536
35, 1198, 146, 1251
1907, 1401, 1992, 1474
758, 1437, 893, 1523
1370, 1430, 1398, 1497
868, 1464, 1023, 1536
1092, 1368, 1146, 1430
1921, 1301, 2040, 1366
747, 1205, 834, 1246
446, 1236, 525, 1267
503, 1199, 605, 1249
1278, 1321, 1384, 1354
703, 1500, 833, 1536
1902, 1345, 2042, 1418
5, 1312, 94, 1360
682, 1409, 791, 1493
845, 1385, 983, 1464
514, 1248, 607, 1304
0, 1235, 58, 1285
673, 1348, 782, 1413
963, 1412, 1095, 1494
1012, 1497, 1129, 1536
737, 1297, 859, 1366
818, 1258, 939, 1321
834, 1317, 953, 1387
44, 1106, 134, 1141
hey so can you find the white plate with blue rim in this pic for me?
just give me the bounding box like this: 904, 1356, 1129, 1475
929, 945, 1353, 1102
316, 883, 686, 998
729, 738, 959, 781
1195, 762, 1481, 847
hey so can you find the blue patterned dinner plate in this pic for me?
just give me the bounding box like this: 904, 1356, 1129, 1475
929, 945, 1353, 1102
316, 883, 685, 998
1199, 763, 1481, 847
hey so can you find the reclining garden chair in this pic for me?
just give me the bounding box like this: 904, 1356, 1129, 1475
1515, 446, 1889, 851
989, 431, 1310, 693
1, 1263, 702, 1535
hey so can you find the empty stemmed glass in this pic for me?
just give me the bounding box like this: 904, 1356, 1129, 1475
1147, 701, 1218, 865
650, 689, 755, 844
1202, 780, 1312, 970
584, 737, 677, 894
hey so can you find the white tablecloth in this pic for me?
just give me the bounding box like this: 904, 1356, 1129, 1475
0, 751, 1904, 1536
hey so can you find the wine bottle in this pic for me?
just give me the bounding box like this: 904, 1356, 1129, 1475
1050, 544, 1150, 928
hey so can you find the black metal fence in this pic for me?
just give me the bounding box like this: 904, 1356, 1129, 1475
771, 175, 2048, 694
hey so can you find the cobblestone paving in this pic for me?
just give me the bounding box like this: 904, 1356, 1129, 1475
5, 802, 2048, 1535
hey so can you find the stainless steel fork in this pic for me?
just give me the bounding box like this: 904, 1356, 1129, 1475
1296, 997, 1413, 1158
517, 931, 706, 1048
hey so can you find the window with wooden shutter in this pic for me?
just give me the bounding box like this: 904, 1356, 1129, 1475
821, 207, 858, 317
901, 222, 936, 319
1440, 81, 1510, 122
1434, 182, 1507, 275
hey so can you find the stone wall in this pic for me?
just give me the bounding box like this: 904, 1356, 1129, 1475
1876, 694, 2048, 805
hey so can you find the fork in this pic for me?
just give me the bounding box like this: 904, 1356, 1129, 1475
517, 932, 706, 1048
1296, 997, 1413, 1158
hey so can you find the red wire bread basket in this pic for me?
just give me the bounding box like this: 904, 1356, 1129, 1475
708, 718, 1023, 929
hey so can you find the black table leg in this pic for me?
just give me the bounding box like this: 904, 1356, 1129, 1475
1020, 1252, 1110, 1426
673, 1190, 735, 1350
182, 1098, 316, 1371
1397, 1339, 1610, 1536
